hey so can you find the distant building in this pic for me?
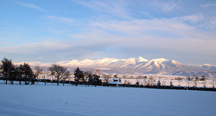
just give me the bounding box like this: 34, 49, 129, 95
108, 78, 122, 86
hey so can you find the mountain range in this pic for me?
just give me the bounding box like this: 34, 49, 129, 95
54, 56, 216, 77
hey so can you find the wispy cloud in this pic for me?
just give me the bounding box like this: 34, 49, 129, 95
72, 0, 131, 19
180, 14, 204, 23
44, 16, 75, 25
16, 2, 44, 11
90, 14, 207, 38
161, 1, 180, 12
0, 42, 71, 55
0, 39, 102, 63
200, 3, 216, 8
150, 1, 181, 12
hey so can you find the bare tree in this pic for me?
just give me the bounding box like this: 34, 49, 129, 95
48, 64, 69, 86
62, 71, 70, 86
127, 80, 131, 85
124, 80, 127, 84
143, 76, 147, 86
42, 70, 46, 85
178, 77, 182, 87
102, 74, 111, 84
96, 69, 100, 76
136, 77, 140, 86
212, 78, 215, 90
34, 66, 43, 78
162, 78, 166, 86
201, 75, 206, 88
186, 76, 190, 89
149, 76, 155, 86
194, 76, 198, 88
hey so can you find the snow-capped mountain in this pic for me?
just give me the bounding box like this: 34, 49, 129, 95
52, 56, 216, 77
27, 56, 215, 77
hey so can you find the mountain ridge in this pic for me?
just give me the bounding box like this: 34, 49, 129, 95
15, 56, 216, 77
54, 56, 216, 77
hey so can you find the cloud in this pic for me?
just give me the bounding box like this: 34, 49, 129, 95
181, 14, 204, 23
2, 13, 216, 64
72, 0, 131, 18
2, 1, 216, 65
209, 17, 216, 27
1, 24, 216, 65
44, 16, 75, 25
5, 32, 216, 66
16, 2, 44, 11
161, 1, 180, 12
89, 14, 211, 39
204, 17, 216, 29
150, 1, 181, 12
200, 3, 216, 8
14, 61, 42, 66
0, 38, 110, 63
0, 42, 72, 54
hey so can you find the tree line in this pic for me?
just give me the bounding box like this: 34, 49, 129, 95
0, 57, 102, 86
0, 58, 35, 85
1, 57, 214, 89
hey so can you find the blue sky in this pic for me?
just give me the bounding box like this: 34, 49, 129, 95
0, 0, 216, 65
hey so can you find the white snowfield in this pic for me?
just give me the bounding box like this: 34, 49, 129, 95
0, 81, 216, 116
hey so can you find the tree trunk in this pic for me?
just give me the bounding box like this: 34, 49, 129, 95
11, 80, 14, 85
57, 77, 59, 86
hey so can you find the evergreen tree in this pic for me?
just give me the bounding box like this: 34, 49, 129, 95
19, 63, 35, 84
1, 58, 14, 84
74, 67, 85, 85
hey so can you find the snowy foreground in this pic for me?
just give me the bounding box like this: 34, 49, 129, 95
0, 82, 216, 116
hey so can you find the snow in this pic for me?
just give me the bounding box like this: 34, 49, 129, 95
0, 81, 216, 116
204, 63, 212, 66
26, 57, 216, 78
135, 56, 148, 63
152, 58, 169, 63
108, 78, 122, 85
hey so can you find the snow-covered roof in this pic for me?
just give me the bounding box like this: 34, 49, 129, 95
108, 78, 122, 85
108, 81, 122, 85
113, 78, 118, 81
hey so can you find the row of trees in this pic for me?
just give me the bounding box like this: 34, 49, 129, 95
1, 57, 213, 88
131, 75, 214, 89
0, 58, 35, 85
0, 58, 102, 86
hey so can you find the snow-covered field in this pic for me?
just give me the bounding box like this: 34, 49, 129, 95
37, 73, 215, 88
0, 81, 216, 116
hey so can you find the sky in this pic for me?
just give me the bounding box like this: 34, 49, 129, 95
0, 0, 216, 65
